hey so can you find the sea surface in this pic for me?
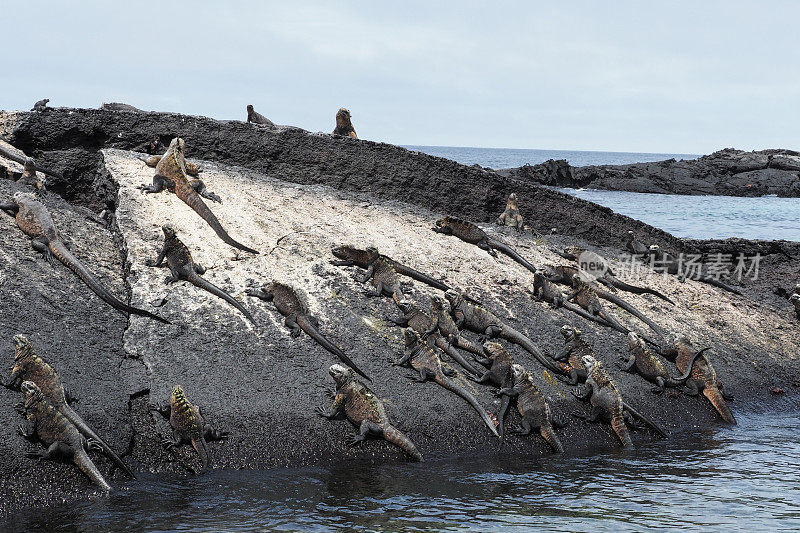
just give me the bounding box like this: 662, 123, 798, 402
7, 412, 799, 532
405, 145, 799, 241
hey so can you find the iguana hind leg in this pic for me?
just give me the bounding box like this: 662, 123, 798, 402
189, 179, 222, 203
30, 238, 55, 266
510, 419, 533, 436
285, 315, 302, 338
203, 424, 229, 442
349, 420, 382, 447
139, 174, 168, 194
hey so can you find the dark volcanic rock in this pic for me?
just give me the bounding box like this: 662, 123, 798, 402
500, 148, 800, 197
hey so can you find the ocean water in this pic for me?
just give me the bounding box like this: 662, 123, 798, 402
7, 412, 799, 532
405, 145, 798, 241
402, 145, 699, 169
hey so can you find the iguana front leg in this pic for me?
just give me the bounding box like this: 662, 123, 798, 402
571, 382, 593, 401
146, 244, 168, 267
149, 403, 171, 419
245, 287, 274, 302
17, 416, 37, 440
392, 351, 414, 367
356, 264, 375, 284
0, 202, 19, 215
139, 174, 168, 194
618, 354, 636, 371
316, 392, 346, 419
189, 179, 222, 203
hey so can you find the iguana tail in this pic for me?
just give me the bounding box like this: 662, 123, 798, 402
698, 276, 743, 296
671, 347, 710, 382
394, 263, 450, 293
489, 240, 538, 274
562, 301, 617, 328
703, 386, 737, 424
191, 436, 211, 473
500, 326, 562, 375
622, 401, 668, 438
0, 144, 64, 179
382, 424, 424, 462
48, 240, 169, 324
540, 423, 564, 453
73, 449, 112, 491
181, 189, 259, 254
596, 288, 665, 337
62, 404, 136, 479
454, 336, 485, 357
296, 315, 372, 382
435, 374, 500, 437
611, 415, 634, 448
496, 393, 511, 438
606, 276, 675, 305
436, 339, 481, 376
187, 272, 256, 326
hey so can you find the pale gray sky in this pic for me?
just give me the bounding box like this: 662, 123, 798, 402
5, 1, 799, 154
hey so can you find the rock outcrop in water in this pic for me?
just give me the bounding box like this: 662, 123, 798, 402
0, 108, 799, 518
499, 148, 800, 197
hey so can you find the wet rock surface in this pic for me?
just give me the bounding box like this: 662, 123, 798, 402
499, 148, 800, 197
0, 110, 798, 517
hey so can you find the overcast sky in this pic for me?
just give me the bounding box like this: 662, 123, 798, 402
5, 1, 799, 154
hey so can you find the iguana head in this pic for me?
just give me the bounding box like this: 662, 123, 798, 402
793, 283, 800, 294
627, 332, 642, 351
581, 354, 598, 373
247, 105, 254, 113
263, 281, 280, 294
161, 224, 178, 239
12, 334, 34, 361
329, 364, 353, 386
444, 289, 462, 308
335, 107, 352, 125
396, 298, 414, 314
560, 325, 579, 341
571, 273, 583, 288
482, 341, 504, 359
402, 327, 420, 348
791, 293, 800, 307
331, 245, 377, 265
510, 363, 526, 383
506, 193, 518, 207
21, 380, 44, 408
12, 191, 36, 206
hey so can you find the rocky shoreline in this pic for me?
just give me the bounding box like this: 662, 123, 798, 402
498, 148, 800, 197
0, 108, 798, 518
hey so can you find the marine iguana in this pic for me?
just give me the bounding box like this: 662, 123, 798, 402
396, 328, 500, 438
32, 98, 49, 112
553, 325, 591, 385
349, 253, 405, 304
496, 363, 565, 452
4, 335, 136, 479
99, 102, 143, 112
625, 230, 650, 256
623, 332, 704, 394
246, 104, 275, 126
138, 137, 259, 254
148, 225, 256, 326
472, 341, 516, 436
663, 337, 736, 424
571, 354, 634, 447
317, 364, 423, 461
647, 245, 742, 295
433, 217, 538, 274
555, 250, 674, 304
151, 385, 228, 473
532, 272, 620, 328
330, 245, 476, 300
246, 280, 372, 382
497, 193, 523, 231
17, 158, 47, 191
18, 380, 111, 491
0, 192, 168, 323
387, 299, 481, 376
444, 289, 562, 376
568, 274, 665, 339
0, 142, 63, 181
428, 295, 484, 357
333, 108, 357, 138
